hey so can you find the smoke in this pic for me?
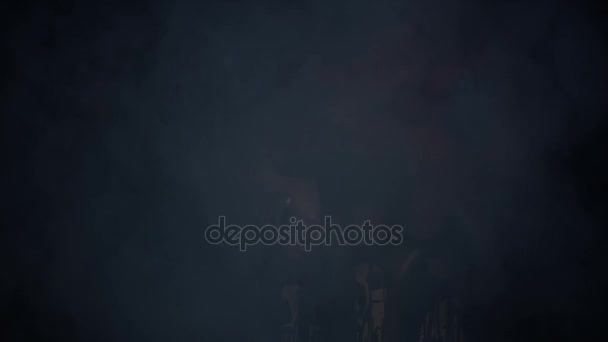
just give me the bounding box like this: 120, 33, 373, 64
2, 0, 606, 341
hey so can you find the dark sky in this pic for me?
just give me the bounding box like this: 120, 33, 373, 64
1, 0, 607, 341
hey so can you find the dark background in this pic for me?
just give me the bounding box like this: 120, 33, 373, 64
1, 0, 607, 341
